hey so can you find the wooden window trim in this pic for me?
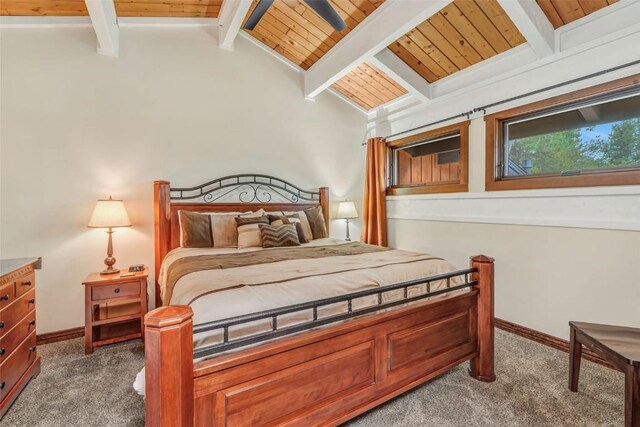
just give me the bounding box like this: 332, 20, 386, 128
485, 74, 640, 191
387, 121, 469, 196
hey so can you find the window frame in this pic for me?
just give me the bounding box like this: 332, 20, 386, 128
387, 121, 469, 196
485, 74, 640, 191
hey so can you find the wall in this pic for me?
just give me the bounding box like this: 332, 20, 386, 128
0, 27, 367, 333
376, 28, 640, 340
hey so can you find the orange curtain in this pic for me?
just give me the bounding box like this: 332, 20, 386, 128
361, 137, 388, 246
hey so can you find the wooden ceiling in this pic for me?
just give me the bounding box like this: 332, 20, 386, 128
243, 0, 383, 70
388, 0, 525, 84
332, 62, 407, 110
0, 0, 223, 18
536, 0, 618, 29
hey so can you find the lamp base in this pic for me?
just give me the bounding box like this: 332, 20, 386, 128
100, 268, 120, 275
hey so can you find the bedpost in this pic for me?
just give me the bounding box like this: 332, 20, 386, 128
469, 255, 496, 382
319, 186, 330, 234
154, 180, 171, 308
145, 306, 194, 427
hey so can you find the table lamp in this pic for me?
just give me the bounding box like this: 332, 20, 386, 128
88, 196, 131, 275
336, 201, 358, 241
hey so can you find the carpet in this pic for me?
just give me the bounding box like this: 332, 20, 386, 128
0, 329, 624, 426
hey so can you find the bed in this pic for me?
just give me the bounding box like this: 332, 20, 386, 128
144, 175, 496, 427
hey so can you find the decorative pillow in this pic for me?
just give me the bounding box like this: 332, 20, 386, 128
267, 215, 309, 243
303, 206, 328, 239
236, 216, 269, 248
259, 224, 300, 248
179, 210, 253, 248
283, 211, 313, 241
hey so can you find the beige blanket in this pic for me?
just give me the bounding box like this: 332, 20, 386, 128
159, 239, 463, 350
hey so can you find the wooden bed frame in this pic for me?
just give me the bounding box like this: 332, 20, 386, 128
146, 177, 495, 427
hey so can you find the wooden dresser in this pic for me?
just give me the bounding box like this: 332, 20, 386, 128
0, 258, 41, 419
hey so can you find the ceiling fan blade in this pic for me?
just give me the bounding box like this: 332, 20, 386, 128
244, 0, 275, 30
303, 0, 347, 32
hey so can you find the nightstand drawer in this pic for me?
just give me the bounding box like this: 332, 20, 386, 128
0, 310, 35, 363
1, 289, 36, 339
92, 281, 140, 301
14, 272, 35, 298
0, 331, 37, 402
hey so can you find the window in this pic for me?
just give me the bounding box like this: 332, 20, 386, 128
486, 75, 640, 190
388, 122, 469, 195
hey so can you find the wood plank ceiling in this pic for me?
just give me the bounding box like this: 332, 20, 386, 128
0, 1, 223, 17
332, 62, 407, 110
243, 0, 383, 70
388, 0, 526, 84
536, 0, 618, 29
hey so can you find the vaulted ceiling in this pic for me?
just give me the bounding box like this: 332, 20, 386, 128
0, 0, 631, 114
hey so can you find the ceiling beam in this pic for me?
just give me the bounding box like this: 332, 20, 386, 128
497, 0, 554, 58
218, 0, 253, 50
304, 0, 452, 99
369, 49, 432, 104
84, 0, 119, 57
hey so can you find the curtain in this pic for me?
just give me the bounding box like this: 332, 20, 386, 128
361, 137, 388, 246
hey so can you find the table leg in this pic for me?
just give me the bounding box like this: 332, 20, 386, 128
569, 325, 582, 392
626, 365, 639, 427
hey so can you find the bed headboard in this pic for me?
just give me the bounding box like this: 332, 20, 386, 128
153, 174, 329, 307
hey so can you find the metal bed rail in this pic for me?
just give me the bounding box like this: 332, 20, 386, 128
192, 267, 478, 359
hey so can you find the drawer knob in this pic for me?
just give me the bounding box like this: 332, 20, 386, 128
29, 346, 36, 353
0, 382, 4, 390
114, 288, 120, 294
28, 299, 35, 304
0, 321, 4, 329
23, 281, 32, 287
29, 320, 36, 327
0, 295, 8, 301
0, 348, 5, 356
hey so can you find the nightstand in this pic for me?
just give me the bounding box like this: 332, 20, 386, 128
82, 268, 148, 354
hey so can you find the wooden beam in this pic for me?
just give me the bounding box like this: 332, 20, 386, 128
370, 48, 432, 104
217, 0, 253, 50
304, 0, 452, 99
497, 0, 555, 58
84, 0, 119, 57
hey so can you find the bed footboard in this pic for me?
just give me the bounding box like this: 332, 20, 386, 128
144, 255, 495, 427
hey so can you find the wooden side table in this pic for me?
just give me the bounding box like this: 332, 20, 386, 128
569, 321, 640, 427
82, 269, 148, 354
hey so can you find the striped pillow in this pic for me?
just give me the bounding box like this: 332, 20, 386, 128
259, 224, 301, 248
236, 216, 269, 248
267, 215, 308, 243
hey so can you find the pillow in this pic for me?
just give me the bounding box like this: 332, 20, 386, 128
303, 206, 328, 239
236, 216, 269, 248
259, 224, 301, 248
178, 210, 253, 248
267, 215, 309, 243
283, 211, 313, 241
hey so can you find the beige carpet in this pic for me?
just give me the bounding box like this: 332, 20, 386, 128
0, 329, 624, 426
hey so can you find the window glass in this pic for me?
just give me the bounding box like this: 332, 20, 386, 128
503, 91, 640, 178
392, 133, 461, 186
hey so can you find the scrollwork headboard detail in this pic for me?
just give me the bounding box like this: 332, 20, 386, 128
153, 174, 329, 307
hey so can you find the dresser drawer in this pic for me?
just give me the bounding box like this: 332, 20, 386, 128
0, 283, 15, 310
14, 272, 35, 298
92, 281, 140, 301
0, 289, 36, 338
0, 310, 35, 363
0, 331, 37, 402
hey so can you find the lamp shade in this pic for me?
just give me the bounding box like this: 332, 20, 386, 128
336, 201, 358, 219
88, 197, 131, 228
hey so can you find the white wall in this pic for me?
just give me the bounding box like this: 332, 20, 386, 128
0, 27, 367, 333
375, 27, 640, 340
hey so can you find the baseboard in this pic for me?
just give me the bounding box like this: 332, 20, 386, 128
495, 318, 617, 371
36, 327, 84, 345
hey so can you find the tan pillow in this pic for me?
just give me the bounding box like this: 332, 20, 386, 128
259, 224, 300, 248
236, 216, 269, 248
303, 206, 328, 239
179, 210, 261, 248
283, 211, 313, 241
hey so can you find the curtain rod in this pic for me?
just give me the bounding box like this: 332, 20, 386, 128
362, 58, 640, 145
